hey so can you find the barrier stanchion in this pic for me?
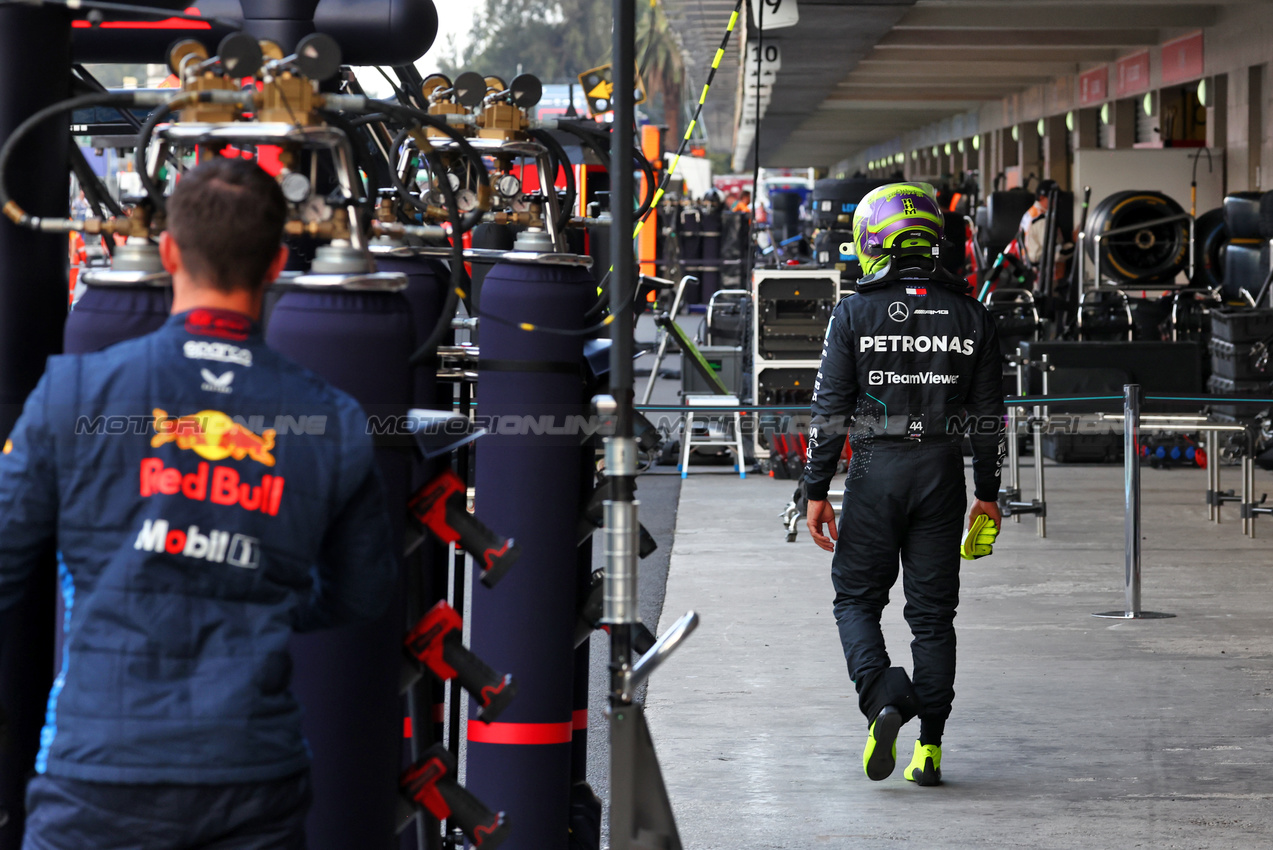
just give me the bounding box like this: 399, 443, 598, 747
1094, 384, 1176, 620
1001, 352, 1048, 537
1036, 354, 1049, 539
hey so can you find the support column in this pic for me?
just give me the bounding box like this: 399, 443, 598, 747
1208, 74, 1229, 193
0, 7, 71, 846
1073, 108, 1099, 152
1111, 98, 1138, 149
1018, 120, 1042, 188
1043, 114, 1069, 189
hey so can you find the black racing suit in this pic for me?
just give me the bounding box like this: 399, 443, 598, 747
805, 258, 1005, 739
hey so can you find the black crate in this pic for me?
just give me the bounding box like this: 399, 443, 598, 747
1209, 338, 1273, 381
1207, 374, 1273, 416
1043, 433, 1123, 464
1209, 309, 1273, 343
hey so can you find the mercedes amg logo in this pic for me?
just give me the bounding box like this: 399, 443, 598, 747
888, 301, 909, 322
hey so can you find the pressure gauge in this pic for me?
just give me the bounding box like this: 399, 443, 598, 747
279, 171, 311, 204
455, 189, 479, 213
299, 196, 332, 223
496, 174, 522, 199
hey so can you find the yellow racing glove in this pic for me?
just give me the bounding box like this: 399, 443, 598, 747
960, 514, 999, 560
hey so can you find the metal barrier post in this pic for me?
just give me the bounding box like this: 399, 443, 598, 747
1036, 354, 1048, 538
1006, 405, 1020, 523
1003, 356, 1024, 524
1244, 447, 1255, 539
1207, 430, 1218, 522
1002, 355, 1047, 530
1094, 384, 1174, 620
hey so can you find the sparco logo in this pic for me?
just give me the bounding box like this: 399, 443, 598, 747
869, 371, 959, 386
887, 302, 909, 322
184, 340, 252, 367
134, 519, 260, 569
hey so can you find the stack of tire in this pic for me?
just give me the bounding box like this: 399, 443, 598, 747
673, 197, 729, 304
1219, 191, 1268, 304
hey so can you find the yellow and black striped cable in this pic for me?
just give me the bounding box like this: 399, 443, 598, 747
491, 0, 744, 334
632, 0, 744, 240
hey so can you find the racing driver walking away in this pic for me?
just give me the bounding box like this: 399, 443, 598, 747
804, 182, 1005, 787
0, 158, 398, 848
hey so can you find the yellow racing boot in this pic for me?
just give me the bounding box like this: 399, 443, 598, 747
862, 706, 903, 781
904, 739, 942, 786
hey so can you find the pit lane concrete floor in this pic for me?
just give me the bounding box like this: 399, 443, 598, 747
644, 459, 1273, 849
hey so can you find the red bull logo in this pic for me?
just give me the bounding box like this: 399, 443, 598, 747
140, 458, 285, 516
151, 409, 276, 466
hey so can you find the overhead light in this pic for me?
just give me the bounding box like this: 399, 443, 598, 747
957, 139, 965, 153
944, 142, 952, 155
1198, 78, 1209, 107
1143, 91, 1154, 116
1101, 103, 1111, 125
972, 135, 981, 151
931, 145, 938, 156
1066, 111, 1075, 132
911, 150, 918, 160
1036, 118, 1046, 137
1012, 125, 1020, 142
837, 172, 846, 179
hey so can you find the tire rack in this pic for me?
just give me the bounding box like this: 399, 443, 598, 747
1074, 212, 1196, 294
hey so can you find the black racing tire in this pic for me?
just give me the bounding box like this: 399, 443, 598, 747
1085, 190, 1189, 284
1191, 207, 1227, 290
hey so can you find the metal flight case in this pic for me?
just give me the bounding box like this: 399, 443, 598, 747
750, 269, 841, 459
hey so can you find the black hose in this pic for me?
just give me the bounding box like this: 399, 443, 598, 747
0, 91, 141, 227
528, 128, 576, 218
373, 103, 491, 233
555, 121, 610, 175
133, 97, 183, 213
319, 109, 381, 220
349, 113, 394, 127
632, 145, 655, 221
69, 141, 122, 219
389, 127, 434, 215
554, 121, 655, 219
407, 146, 465, 366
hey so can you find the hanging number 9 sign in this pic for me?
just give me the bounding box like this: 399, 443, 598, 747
752, 0, 799, 29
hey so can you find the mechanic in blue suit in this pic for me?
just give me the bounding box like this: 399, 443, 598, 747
0, 158, 398, 849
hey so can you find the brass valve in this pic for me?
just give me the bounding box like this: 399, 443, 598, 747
376, 197, 398, 223
179, 73, 242, 123
257, 72, 320, 125
476, 102, 529, 142
285, 208, 351, 240
485, 210, 543, 227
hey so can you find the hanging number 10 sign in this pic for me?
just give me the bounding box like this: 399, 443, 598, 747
744, 43, 781, 85
751, 0, 799, 29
